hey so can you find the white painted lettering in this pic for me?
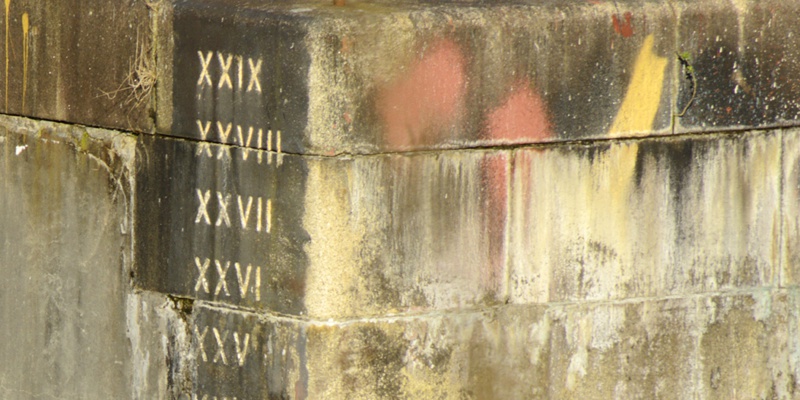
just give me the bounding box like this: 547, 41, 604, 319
257, 129, 263, 164
216, 121, 232, 143
197, 51, 262, 94
214, 260, 231, 296
196, 120, 213, 157
266, 198, 272, 234
195, 188, 275, 233
197, 51, 213, 86
234, 332, 250, 366
255, 266, 261, 301
215, 192, 232, 227
194, 325, 209, 362
248, 58, 262, 93
237, 195, 253, 229
277, 130, 283, 166
217, 53, 233, 89
235, 262, 252, 299
267, 129, 273, 164
195, 189, 212, 225
236, 55, 244, 90
216, 122, 232, 159
197, 119, 211, 140
194, 257, 210, 293
256, 197, 263, 232
213, 328, 228, 365
237, 125, 254, 160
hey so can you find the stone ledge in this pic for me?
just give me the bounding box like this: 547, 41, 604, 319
159, 0, 800, 155
135, 129, 785, 319
175, 289, 799, 399
0, 0, 153, 132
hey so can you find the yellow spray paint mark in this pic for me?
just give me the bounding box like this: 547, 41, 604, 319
5, 0, 10, 113
21, 12, 27, 112
609, 34, 668, 135
583, 141, 639, 254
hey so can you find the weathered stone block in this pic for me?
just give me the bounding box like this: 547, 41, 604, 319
782, 129, 800, 287
128, 290, 181, 400
509, 131, 781, 303
676, 0, 800, 133
181, 291, 795, 399
0, 0, 153, 132
135, 134, 507, 319
545, 292, 792, 399
0, 116, 157, 398
187, 305, 304, 400
162, 0, 682, 154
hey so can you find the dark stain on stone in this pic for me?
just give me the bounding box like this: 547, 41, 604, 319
339, 326, 408, 398
171, 3, 310, 153
581, 141, 612, 165
633, 138, 697, 203
710, 366, 722, 389
134, 135, 310, 316
361, 258, 404, 310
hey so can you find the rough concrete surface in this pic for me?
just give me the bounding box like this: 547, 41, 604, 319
0, 116, 168, 399
176, 290, 798, 399
0, 0, 154, 132
161, 0, 800, 155
509, 130, 782, 303
130, 125, 800, 397
4, 0, 800, 398
135, 134, 506, 319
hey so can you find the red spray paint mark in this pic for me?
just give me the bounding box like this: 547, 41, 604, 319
295, 380, 307, 400
481, 80, 551, 292
377, 39, 466, 149
612, 12, 634, 37
481, 153, 509, 293
485, 79, 552, 143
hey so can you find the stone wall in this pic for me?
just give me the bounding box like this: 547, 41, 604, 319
2, 0, 800, 398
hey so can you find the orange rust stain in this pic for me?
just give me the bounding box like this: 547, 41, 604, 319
485, 79, 551, 143
612, 12, 634, 37
377, 39, 466, 148
340, 36, 352, 54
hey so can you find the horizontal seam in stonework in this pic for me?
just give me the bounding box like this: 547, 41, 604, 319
190, 285, 792, 326
2, 112, 793, 159
151, 123, 795, 159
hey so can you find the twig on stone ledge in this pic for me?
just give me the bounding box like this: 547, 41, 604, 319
672, 51, 697, 134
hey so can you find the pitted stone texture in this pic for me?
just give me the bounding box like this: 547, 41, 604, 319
127, 291, 180, 400
164, 0, 678, 154
676, 0, 800, 132
782, 130, 800, 287
0, 117, 147, 398
509, 130, 781, 304
302, 149, 509, 319
186, 305, 304, 400
183, 291, 796, 399
135, 135, 507, 319
546, 292, 792, 399
164, 0, 800, 154
2, 0, 152, 132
